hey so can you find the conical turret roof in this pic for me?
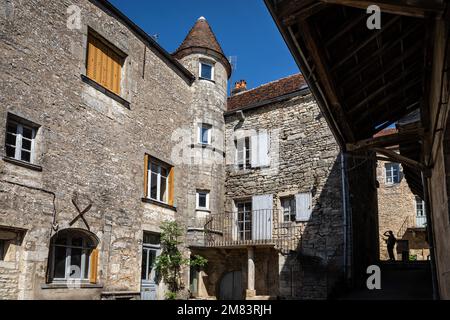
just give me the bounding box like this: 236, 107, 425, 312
174, 17, 231, 78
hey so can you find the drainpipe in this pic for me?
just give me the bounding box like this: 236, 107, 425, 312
421, 172, 440, 300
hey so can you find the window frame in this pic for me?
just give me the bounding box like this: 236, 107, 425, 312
281, 197, 296, 223
196, 190, 210, 210
5, 119, 37, 164
50, 233, 95, 283
198, 123, 212, 145
385, 163, 400, 185
235, 136, 251, 170
146, 156, 174, 206
141, 232, 161, 283
236, 201, 252, 241
199, 61, 214, 81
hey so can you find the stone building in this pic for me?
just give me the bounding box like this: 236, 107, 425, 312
376, 129, 429, 261
0, 0, 346, 300
189, 75, 346, 300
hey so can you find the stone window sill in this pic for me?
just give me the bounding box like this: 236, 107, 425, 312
190, 144, 225, 156
41, 283, 103, 290
81, 74, 130, 109
142, 198, 177, 212
199, 77, 215, 84
2, 157, 42, 172
196, 208, 211, 213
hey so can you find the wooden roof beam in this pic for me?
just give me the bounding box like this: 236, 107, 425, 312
297, 21, 356, 142
372, 147, 429, 175
339, 24, 423, 87
347, 128, 424, 152
276, 0, 327, 26
330, 15, 401, 72
319, 0, 445, 18
348, 66, 423, 115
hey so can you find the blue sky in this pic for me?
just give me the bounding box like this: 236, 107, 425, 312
108, 0, 299, 92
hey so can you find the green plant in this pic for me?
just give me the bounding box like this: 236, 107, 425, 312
154, 221, 207, 299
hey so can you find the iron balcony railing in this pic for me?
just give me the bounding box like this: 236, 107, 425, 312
204, 209, 303, 253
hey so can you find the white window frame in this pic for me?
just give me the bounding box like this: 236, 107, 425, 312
415, 196, 427, 227
5, 119, 36, 164
51, 234, 92, 282
236, 201, 252, 241
235, 136, 251, 170
196, 190, 210, 210
148, 161, 170, 204
199, 61, 214, 81
198, 123, 212, 145
385, 163, 400, 185
281, 197, 296, 223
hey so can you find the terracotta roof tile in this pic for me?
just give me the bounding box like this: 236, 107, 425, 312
374, 128, 398, 138
174, 17, 231, 77
227, 74, 307, 111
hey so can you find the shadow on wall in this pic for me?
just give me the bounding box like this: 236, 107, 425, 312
279, 156, 345, 300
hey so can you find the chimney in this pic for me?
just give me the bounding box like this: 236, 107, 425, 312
231, 80, 247, 96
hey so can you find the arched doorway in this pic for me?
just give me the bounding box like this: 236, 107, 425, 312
219, 271, 243, 300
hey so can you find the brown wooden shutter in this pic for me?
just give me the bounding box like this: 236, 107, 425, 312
168, 167, 175, 206
86, 33, 123, 95
89, 249, 99, 284
144, 155, 149, 198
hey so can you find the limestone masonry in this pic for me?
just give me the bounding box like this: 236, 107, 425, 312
1, 0, 347, 300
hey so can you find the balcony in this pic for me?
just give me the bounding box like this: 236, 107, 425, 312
203, 209, 302, 253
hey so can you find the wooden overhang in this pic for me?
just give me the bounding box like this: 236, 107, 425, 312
265, 0, 447, 196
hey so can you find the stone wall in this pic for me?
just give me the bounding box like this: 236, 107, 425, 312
223, 92, 345, 299
376, 156, 417, 260
0, 0, 227, 300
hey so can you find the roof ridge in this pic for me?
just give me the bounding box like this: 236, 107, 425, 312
230, 73, 304, 98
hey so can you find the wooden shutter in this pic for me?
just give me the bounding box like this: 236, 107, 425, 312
251, 194, 273, 240
296, 193, 313, 222
89, 249, 99, 284
86, 33, 123, 95
168, 167, 175, 206
258, 131, 270, 167
144, 155, 149, 198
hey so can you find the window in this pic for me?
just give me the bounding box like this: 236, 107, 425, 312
5, 117, 37, 163
49, 229, 98, 283
281, 197, 296, 222
198, 124, 212, 145
236, 137, 251, 170
235, 131, 270, 170
141, 232, 160, 284
196, 190, 210, 210
145, 156, 174, 206
0, 240, 5, 261
86, 31, 125, 95
199, 62, 214, 81
385, 163, 400, 184
237, 201, 252, 241
415, 196, 427, 228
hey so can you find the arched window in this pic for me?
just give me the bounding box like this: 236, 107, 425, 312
48, 229, 98, 283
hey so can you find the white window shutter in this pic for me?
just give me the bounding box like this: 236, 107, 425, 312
252, 194, 273, 240
296, 193, 312, 222
258, 131, 270, 167
251, 134, 259, 168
